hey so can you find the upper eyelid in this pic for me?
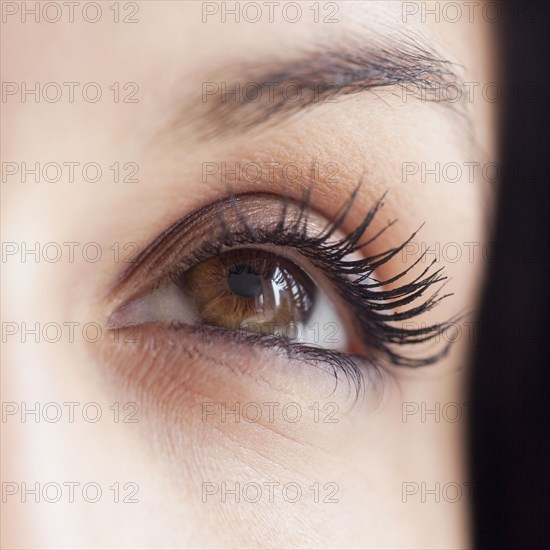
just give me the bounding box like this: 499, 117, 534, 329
107, 191, 358, 301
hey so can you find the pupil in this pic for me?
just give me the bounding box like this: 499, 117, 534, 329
227, 264, 263, 297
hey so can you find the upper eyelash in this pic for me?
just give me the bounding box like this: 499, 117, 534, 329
150, 184, 459, 396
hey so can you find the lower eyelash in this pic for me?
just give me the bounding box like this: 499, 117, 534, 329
160, 185, 459, 391
136, 320, 372, 401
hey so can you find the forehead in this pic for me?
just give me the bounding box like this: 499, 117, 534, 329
3, 1, 486, 79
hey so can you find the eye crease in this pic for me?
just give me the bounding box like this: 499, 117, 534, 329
108, 187, 457, 388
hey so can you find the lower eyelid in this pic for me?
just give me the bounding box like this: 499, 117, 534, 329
101, 322, 378, 399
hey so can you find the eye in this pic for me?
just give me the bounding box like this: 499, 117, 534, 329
108, 190, 455, 378
183, 248, 317, 329
112, 246, 350, 350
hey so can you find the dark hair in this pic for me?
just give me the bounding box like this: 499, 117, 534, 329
469, 2, 550, 548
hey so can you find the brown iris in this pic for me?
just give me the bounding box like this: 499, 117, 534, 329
179, 249, 316, 334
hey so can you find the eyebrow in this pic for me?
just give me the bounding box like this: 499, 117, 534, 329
179, 30, 467, 140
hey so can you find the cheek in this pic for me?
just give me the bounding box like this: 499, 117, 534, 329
94, 325, 388, 456
91, 326, 410, 547
92, 325, 467, 548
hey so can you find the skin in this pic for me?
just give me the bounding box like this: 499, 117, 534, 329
2, 1, 499, 548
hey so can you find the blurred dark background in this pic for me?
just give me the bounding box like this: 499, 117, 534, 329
469, 1, 550, 549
